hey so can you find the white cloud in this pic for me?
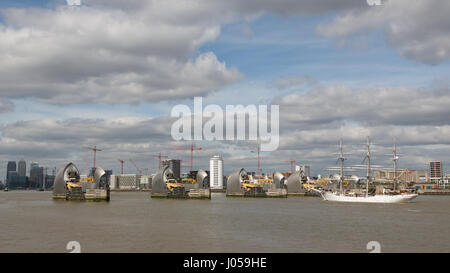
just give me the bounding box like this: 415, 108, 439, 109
66, 0, 81, 6
3, 0, 438, 107
84, 0, 364, 17
0, 4, 242, 105
1, 0, 445, 108
316, 0, 450, 64
0, 99, 14, 113
276, 84, 450, 128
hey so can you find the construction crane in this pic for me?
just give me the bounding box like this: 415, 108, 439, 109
83, 160, 90, 174
138, 152, 168, 170
249, 143, 292, 176
129, 159, 143, 174
167, 143, 202, 172
284, 159, 297, 173
82, 145, 102, 169
250, 142, 262, 176
250, 141, 277, 176
117, 159, 125, 175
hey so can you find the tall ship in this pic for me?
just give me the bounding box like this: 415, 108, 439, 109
314, 137, 418, 203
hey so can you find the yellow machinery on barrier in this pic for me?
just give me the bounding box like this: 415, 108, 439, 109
241, 182, 263, 192
252, 175, 272, 184
181, 178, 196, 184
254, 179, 272, 184
241, 182, 265, 196
81, 177, 94, 183
62, 169, 85, 200
66, 181, 83, 192
313, 179, 349, 185
314, 180, 330, 185
165, 179, 187, 197
166, 182, 185, 191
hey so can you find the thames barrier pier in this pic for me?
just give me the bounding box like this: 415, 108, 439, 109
286, 170, 307, 196
151, 166, 211, 199
53, 163, 110, 201
266, 172, 288, 197
226, 168, 287, 197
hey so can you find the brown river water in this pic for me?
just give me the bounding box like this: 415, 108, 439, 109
0, 191, 449, 253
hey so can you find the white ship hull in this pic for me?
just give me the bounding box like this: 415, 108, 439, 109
318, 191, 418, 203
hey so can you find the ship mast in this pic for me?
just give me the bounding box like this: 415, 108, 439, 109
338, 139, 344, 195
392, 141, 398, 191
364, 136, 371, 197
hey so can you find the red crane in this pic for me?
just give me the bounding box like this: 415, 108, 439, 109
129, 159, 143, 174
138, 152, 168, 170
117, 159, 125, 175
83, 160, 90, 174
167, 143, 202, 172
284, 159, 297, 173
251, 142, 273, 177
82, 145, 102, 169
251, 143, 287, 176
250, 142, 262, 176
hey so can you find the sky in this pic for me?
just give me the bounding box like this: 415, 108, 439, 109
0, 0, 449, 179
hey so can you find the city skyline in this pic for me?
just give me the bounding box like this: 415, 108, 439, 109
2, 152, 448, 184
0, 0, 449, 179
